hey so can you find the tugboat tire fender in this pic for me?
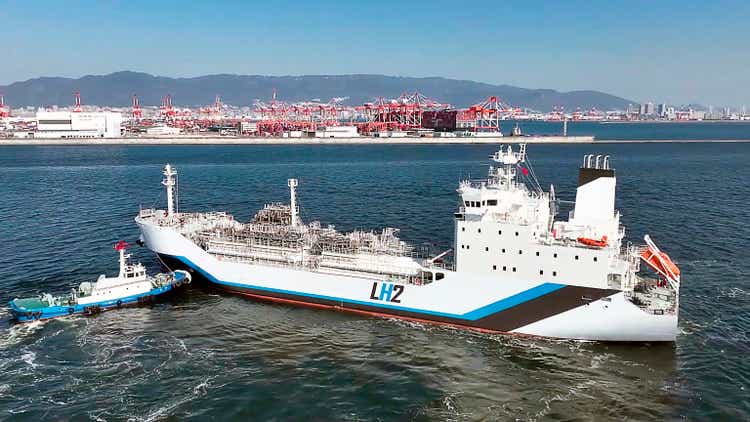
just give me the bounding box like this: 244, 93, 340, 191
116, 300, 123, 308
68, 307, 74, 315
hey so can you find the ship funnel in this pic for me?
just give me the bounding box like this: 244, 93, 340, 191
571, 154, 616, 227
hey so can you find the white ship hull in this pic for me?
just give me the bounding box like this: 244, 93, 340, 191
137, 219, 678, 342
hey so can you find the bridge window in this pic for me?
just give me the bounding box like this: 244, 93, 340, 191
501, 248, 506, 253
498, 230, 502, 235
515, 231, 519, 236
575, 255, 579, 260
539, 270, 544, 275
436, 273, 445, 280
487, 199, 497, 206
478, 228, 481, 233
512, 267, 517, 272
593, 257, 598, 262
553, 271, 557, 276
554, 253, 558, 258
462, 227, 465, 232
536, 251, 540, 257
503, 266, 507, 271
493, 265, 497, 270
485, 247, 489, 251
518, 250, 523, 255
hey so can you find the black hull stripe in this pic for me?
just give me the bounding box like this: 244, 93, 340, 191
158, 254, 618, 332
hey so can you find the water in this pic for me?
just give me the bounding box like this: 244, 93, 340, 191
0, 144, 748, 420
503, 120, 750, 140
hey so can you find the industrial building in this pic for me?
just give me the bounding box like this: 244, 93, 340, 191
32, 111, 122, 138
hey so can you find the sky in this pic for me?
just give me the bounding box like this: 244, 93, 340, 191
1, 0, 748, 107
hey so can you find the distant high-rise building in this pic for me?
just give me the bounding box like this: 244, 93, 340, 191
639, 103, 646, 115
643, 102, 655, 116
657, 103, 667, 117
723, 107, 731, 118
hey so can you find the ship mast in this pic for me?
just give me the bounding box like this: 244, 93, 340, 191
288, 178, 299, 227
114, 240, 129, 278
162, 164, 177, 217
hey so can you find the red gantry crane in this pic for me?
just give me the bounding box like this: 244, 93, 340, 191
73, 91, 83, 112
132, 94, 142, 119
0, 93, 9, 118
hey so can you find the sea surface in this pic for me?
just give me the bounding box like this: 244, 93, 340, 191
504, 120, 750, 140
0, 143, 748, 421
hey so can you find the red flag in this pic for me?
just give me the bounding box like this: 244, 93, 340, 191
521, 167, 529, 176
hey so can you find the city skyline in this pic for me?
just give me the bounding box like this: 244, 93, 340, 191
2, 1, 749, 106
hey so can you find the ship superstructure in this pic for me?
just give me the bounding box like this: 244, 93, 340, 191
135, 149, 682, 341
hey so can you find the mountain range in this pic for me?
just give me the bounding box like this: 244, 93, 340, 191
0, 71, 633, 111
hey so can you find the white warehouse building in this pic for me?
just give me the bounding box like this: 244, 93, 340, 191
34, 111, 122, 138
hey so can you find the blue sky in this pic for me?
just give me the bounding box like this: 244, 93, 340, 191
1, 0, 748, 106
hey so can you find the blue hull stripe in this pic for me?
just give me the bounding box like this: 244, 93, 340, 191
170, 254, 565, 321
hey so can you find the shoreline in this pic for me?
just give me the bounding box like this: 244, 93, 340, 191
1, 136, 749, 146
0, 135, 592, 146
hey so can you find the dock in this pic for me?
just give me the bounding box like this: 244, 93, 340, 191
0, 135, 596, 146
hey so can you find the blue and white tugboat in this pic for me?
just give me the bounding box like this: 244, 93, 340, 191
9, 241, 191, 322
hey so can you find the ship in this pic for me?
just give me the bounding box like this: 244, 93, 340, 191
135, 150, 682, 342
10, 241, 191, 322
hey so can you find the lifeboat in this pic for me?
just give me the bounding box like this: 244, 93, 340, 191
641, 235, 680, 282
577, 235, 607, 248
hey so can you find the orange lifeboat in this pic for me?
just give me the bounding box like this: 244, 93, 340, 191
641, 248, 680, 279
577, 235, 608, 248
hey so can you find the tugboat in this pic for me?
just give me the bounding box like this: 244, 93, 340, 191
9, 241, 191, 322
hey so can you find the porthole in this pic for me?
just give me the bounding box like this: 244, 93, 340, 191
553, 253, 558, 258
493, 265, 497, 270
539, 270, 544, 275
485, 247, 489, 252
478, 228, 482, 233
575, 255, 579, 260
503, 266, 507, 271
502, 248, 506, 253
498, 230, 502, 235
518, 250, 523, 255
461, 245, 465, 249
512, 267, 517, 272
462, 227, 465, 232
594, 257, 598, 262
553, 271, 557, 276
536, 251, 540, 257
515, 231, 519, 236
